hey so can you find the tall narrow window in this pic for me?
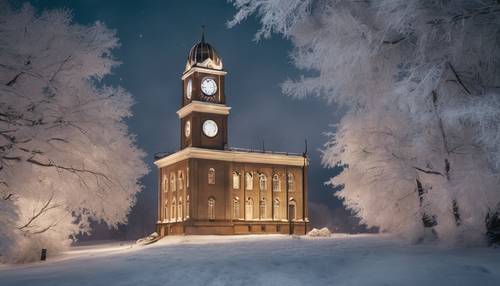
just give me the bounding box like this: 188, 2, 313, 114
164, 201, 169, 220
273, 198, 280, 220
170, 173, 176, 192
178, 171, 184, 190
287, 173, 295, 192
232, 171, 240, 189
245, 198, 253, 220
272, 174, 280, 192
186, 167, 190, 188
162, 175, 168, 192
233, 197, 240, 219
186, 195, 190, 219
260, 198, 267, 219
178, 198, 183, 221
259, 174, 267, 191
245, 172, 253, 190
288, 199, 296, 221
208, 168, 216, 185
208, 197, 216, 219
171, 198, 176, 221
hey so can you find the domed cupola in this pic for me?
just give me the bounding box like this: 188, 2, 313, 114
185, 30, 223, 72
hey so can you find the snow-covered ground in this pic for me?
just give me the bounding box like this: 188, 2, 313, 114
1, 234, 499, 286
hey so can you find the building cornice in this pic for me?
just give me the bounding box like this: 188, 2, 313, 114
182, 67, 227, 80
177, 101, 231, 118
154, 147, 308, 168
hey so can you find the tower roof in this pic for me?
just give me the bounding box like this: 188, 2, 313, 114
185, 28, 223, 72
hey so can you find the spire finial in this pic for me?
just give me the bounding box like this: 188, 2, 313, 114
201, 25, 205, 43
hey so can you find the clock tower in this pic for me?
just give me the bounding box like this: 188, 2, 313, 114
178, 32, 229, 150
155, 30, 309, 237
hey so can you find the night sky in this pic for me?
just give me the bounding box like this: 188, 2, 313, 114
23, 0, 361, 239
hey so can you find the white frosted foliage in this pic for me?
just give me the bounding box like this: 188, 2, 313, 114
231, 0, 500, 244
0, 3, 148, 262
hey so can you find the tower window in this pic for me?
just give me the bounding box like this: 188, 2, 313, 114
208, 197, 216, 220
232, 171, 240, 189
259, 173, 267, 191
208, 168, 216, 185
287, 173, 295, 192
186, 195, 190, 219
186, 167, 190, 188
245, 172, 253, 190
170, 173, 176, 192
272, 174, 280, 192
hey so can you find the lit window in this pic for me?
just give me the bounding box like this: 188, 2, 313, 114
178, 198, 183, 221
186, 167, 190, 188
260, 198, 267, 219
170, 173, 176, 192
273, 198, 280, 220
162, 175, 168, 192
272, 174, 280, 192
178, 171, 184, 190
186, 195, 190, 219
233, 197, 240, 218
259, 174, 267, 191
164, 201, 168, 220
208, 168, 216, 185
171, 198, 176, 221
245, 197, 253, 220
287, 173, 295, 192
245, 172, 253, 190
208, 197, 216, 219
232, 171, 240, 189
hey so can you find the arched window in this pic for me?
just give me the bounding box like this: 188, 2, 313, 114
208, 168, 216, 185
171, 198, 176, 221
208, 197, 216, 219
273, 198, 280, 220
162, 175, 168, 192
245, 198, 253, 220
164, 201, 168, 220
232, 171, 240, 189
288, 199, 296, 221
260, 198, 267, 219
272, 174, 280, 192
259, 174, 267, 191
178, 198, 183, 221
186, 195, 190, 219
178, 171, 184, 190
170, 173, 176, 192
186, 167, 190, 188
233, 197, 240, 219
287, 173, 295, 192
245, 172, 253, 190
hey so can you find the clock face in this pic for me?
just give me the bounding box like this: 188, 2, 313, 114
186, 79, 192, 99
202, 120, 218, 138
185, 120, 191, 138
201, 78, 217, 96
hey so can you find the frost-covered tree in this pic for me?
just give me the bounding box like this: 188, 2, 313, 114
230, 0, 500, 244
0, 3, 148, 262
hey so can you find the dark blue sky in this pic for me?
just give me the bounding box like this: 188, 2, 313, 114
25, 0, 361, 238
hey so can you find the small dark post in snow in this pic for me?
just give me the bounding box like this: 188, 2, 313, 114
40, 248, 47, 261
